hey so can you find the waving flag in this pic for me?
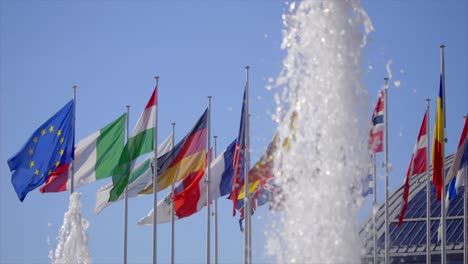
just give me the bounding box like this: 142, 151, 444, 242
237, 180, 274, 232
446, 116, 468, 202
94, 133, 173, 214
109, 87, 157, 202
138, 109, 208, 194
138, 140, 236, 225
8, 100, 74, 201
398, 111, 428, 226
369, 90, 385, 153
230, 88, 247, 216
41, 113, 126, 193
432, 76, 445, 200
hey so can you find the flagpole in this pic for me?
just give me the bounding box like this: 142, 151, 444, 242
170, 122, 176, 264
247, 113, 252, 264
426, 99, 431, 264
440, 44, 447, 264
464, 116, 467, 264
207, 96, 212, 264
372, 152, 377, 264
214, 135, 219, 264
123, 105, 130, 264
70, 85, 77, 194
244, 65, 251, 264
384, 77, 390, 264
152, 76, 160, 264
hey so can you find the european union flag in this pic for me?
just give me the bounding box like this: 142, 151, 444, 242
8, 100, 74, 201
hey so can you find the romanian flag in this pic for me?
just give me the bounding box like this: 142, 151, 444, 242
432, 75, 445, 200
139, 109, 208, 194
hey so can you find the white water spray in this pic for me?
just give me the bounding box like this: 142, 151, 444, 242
268, 1, 373, 263
50, 192, 91, 264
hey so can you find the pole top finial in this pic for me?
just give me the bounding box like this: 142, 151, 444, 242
245, 65, 250, 70
126, 105, 131, 108
72, 85, 78, 89
208, 95, 212, 99
426, 98, 431, 102
384, 77, 389, 81
171, 122, 176, 126
440, 44, 446, 49
154, 76, 160, 81
214, 135, 217, 139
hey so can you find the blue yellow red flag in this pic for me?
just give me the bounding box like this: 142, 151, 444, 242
7, 100, 74, 201
432, 75, 445, 200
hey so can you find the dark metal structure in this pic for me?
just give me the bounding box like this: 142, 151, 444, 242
360, 154, 465, 263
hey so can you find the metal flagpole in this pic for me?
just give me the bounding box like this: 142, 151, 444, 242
372, 152, 377, 264
152, 76, 160, 264
214, 135, 219, 264
207, 96, 212, 264
247, 113, 252, 264
70, 85, 77, 194
244, 65, 251, 264
440, 44, 447, 264
384, 77, 390, 264
123, 105, 130, 264
170, 122, 176, 264
464, 115, 467, 264
426, 99, 431, 264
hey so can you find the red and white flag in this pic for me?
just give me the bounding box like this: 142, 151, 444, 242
398, 111, 428, 226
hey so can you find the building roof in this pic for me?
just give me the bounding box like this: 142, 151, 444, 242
360, 154, 465, 258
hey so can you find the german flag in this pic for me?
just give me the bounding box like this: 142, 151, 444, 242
139, 109, 207, 194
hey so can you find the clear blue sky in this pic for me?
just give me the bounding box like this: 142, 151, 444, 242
0, 1, 466, 263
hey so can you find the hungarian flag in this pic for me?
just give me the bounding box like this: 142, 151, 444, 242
398, 110, 428, 226
109, 87, 157, 202
41, 113, 126, 192
432, 76, 445, 200
369, 90, 385, 153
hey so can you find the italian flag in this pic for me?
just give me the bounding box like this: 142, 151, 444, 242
40, 114, 126, 192
109, 87, 157, 202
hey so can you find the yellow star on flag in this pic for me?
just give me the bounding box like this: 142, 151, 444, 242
55, 161, 60, 167
29, 160, 35, 168
49, 125, 55, 133
60, 137, 64, 144
28, 148, 34, 155
59, 149, 64, 156
57, 129, 62, 136
41, 129, 46, 136
34, 169, 39, 176
33, 137, 38, 143
48, 170, 52, 176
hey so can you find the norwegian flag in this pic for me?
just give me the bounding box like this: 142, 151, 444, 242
397, 110, 428, 226
230, 88, 247, 216
369, 90, 385, 153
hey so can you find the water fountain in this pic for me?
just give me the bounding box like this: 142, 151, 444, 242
267, 1, 374, 263
50, 192, 91, 264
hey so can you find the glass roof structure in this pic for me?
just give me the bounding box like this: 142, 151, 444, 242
360, 154, 466, 263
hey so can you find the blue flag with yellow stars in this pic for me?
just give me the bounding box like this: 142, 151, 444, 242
8, 100, 74, 201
